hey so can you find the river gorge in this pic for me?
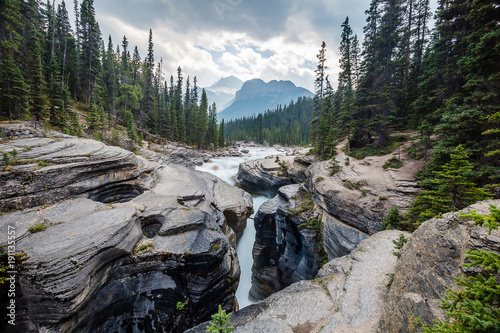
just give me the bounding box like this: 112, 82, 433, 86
196, 146, 278, 308
1, 123, 499, 333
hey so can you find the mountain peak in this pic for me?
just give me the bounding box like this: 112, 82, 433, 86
218, 79, 313, 121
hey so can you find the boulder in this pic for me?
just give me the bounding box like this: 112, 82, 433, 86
237, 153, 310, 195
0, 124, 253, 332
378, 199, 500, 332
186, 230, 407, 333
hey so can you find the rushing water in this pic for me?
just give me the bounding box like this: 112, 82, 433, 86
196, 147, 278, 308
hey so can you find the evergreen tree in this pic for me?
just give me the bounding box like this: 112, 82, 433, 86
0, 0, 29, 119
27, 22, 49, 123
207, 102, 218, 149
174, 67, 186, 142
409, 145, 492, 224
197, 88, 209, 148
143, 29, 157, 132
310, 41, 328, 150
218, 119, 225, 148
79, 0, 101, 107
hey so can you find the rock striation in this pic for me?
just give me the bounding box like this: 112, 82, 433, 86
0, 123, 252, 332
378, 199, 500, 332
307, 152, 421, 259
237, 153, 313, 196
186, 230, 407, 333
249, 184, 319, 301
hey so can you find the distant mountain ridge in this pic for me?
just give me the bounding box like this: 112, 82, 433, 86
217, 79, 314, 121
202, 76, 243, 110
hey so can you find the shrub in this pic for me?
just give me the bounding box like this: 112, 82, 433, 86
28, 222, 47, 233
206, 305, 234, 333
329, 158, 342, 176
392, 233, 408, 257
384, 207, 402, 230
2, 152, 11, 166
383, 157, 403, 169
420, 205, 500, 332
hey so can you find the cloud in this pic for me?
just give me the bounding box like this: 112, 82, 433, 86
62, 0, 374, 92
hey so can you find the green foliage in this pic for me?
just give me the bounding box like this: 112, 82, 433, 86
386, 273, 395, 290
298, 218, 322, 231
224, 96, 313, 146
342, 179, 367, 191
409, 145, 492, 226
329, 158, 342, 176
393, 233, 409, 250
421, 205, 500, 333
384, 207, 402, 230
2, 152, 11, 166
459, 205, 500, 235
206, 305, 234, 333
383, 157, 403, 169
28, 222, 47, 233
176, 300, 187, 311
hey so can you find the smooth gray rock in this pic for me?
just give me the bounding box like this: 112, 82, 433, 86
0, 125, 253, 333
187, 231, 407, 333
378, 200, 500, 333
322, 213, 369, 259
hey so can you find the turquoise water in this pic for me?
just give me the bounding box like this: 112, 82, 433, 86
196, 147, 277, 308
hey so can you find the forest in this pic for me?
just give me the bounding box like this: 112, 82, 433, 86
224, 96, 313, 146
0, 0, 223, 149
306, 0, 499, 221
1, 0, 498, 194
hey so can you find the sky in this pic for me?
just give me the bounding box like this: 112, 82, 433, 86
63, 0, 381, 92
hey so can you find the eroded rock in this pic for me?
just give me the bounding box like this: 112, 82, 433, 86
250, 184, 320, 301
0, 124, 253, 332
378, 199, 500, 332
186, 230, 407, 333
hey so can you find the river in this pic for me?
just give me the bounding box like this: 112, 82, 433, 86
195, 146, 278, 308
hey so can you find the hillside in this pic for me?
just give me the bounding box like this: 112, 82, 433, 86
218, 79, 314, 121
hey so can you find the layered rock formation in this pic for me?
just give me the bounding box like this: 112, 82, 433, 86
249, 184, 319, 301
307, 152, 421, 259
0, 123, 252, 332
379, 199, 500, 332
186, 230, 407, 333
236, 152, 314, 196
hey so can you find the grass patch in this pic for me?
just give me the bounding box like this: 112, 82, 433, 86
342, 179, 368, 191
28, 222, 48, 233
383, 157, 403, 169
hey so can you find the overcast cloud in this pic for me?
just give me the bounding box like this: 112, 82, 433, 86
64, 0, 375, 91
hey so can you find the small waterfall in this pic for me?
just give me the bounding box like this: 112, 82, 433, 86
196, 147, 277, 308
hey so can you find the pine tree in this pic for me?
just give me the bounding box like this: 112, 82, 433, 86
79, 0, 101, 107
174, 67, 186, 142
218, 119, 225, 148
197, 88, 209, 148
143, 29, 157, 133
409, 145, 492, 224
0, 0, 30, 119
27, 23, 49, 123
207, 102, 218, 149
310, 41, 328, 150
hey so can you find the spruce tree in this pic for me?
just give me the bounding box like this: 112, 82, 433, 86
218, 119, 225, 148
409, 145, 492, 224
311, 41, 328, 150
0, 0, 29, 119
27, 23, 49, 123
197, 88, 209, 148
